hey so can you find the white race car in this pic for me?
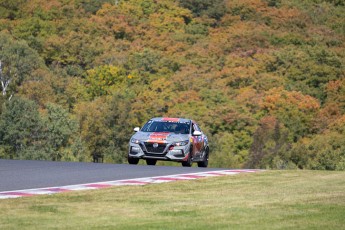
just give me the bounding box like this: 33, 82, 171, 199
128, 117, 209, 167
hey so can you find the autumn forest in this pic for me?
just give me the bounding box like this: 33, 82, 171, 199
0, 0, 344, 170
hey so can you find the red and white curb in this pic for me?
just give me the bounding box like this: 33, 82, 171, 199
0, 169, 261, 199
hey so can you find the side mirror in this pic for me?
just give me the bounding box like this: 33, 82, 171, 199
133, 127, 140, 132
193, 131, 202, 136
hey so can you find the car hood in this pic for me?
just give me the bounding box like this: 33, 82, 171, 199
132, 132, 189, 143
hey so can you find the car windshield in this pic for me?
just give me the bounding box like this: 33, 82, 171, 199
141, 121, 190, 134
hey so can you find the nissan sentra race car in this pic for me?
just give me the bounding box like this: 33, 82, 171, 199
128, 117, 209, 167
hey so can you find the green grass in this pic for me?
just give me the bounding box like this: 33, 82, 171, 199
1, 170, 345, 229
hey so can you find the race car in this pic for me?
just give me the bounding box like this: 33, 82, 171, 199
128, 117, 209, 167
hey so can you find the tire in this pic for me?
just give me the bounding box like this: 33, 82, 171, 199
128, 157, 139, 165
198, 148, 209, 168
146, 159, 157, 166
182, 153, 192, 167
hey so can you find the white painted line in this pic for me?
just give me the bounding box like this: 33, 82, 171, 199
0, 169, 262, 199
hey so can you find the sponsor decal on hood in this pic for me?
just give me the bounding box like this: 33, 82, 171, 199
147, 132, 170, 143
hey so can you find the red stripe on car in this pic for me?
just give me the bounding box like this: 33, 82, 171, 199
161, 117, 180, 122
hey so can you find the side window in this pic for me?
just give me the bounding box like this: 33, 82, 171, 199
196, 124, 201, 132
192, 122, 200, 133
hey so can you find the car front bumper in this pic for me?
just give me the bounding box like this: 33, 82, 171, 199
128, 142, 190, 161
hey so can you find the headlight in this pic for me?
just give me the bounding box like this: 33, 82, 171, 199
130, 138, 140, 144
175, 140, 189, 146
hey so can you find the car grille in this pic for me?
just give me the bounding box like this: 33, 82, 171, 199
145, 153, 167, 158
144, 142, 167, 154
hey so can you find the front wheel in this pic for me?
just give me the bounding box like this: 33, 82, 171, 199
182, 153, 192, 167
128, 157, 139, 165
198, 148, 209, 168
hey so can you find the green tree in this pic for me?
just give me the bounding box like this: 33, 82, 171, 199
85, 65, 128, 98
74, 97, 112, 162
178, 0, 227, 21
127, 49, 162, 75
247, 116, 294, 169
260, 88, 320, 141
75, 0, 112, 14
0, 96, 43, 159
266, 46, 343, 101
42, 103, 79, 161
0, 32, 45, 97
290, 115, 345, 170
107, 90, 136, 163
0, 0, 26, 19
210, 131, 251, 168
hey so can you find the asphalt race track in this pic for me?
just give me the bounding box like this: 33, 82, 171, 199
0, 159, 228, 192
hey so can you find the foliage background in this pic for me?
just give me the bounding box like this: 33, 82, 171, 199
0, 0, 344, 169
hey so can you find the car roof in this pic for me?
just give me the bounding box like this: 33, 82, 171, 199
150, 117, 191, 123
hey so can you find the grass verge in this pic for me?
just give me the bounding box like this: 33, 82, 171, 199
0, 170, 344, 229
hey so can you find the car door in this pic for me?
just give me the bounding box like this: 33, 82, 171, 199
191, 122, 204, 159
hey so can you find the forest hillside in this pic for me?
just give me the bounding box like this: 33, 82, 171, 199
0, 0, 344, 169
